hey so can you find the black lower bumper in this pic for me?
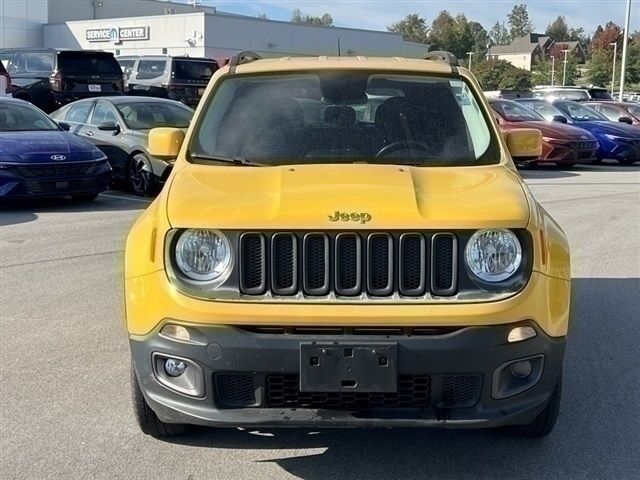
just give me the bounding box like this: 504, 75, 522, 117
0, 173, 109, 199
130, 321, 565, 429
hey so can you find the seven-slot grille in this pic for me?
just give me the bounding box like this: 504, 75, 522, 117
239, 232, 457, 298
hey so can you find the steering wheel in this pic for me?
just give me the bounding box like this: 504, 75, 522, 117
375, 140, 431, 158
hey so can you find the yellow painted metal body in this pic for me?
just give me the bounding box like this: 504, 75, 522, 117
125, 57, 570, 339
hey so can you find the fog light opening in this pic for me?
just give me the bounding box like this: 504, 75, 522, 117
507, 326, 537, 343
160, 324, 191, 343
509, 360, 533, 379
164, 358, 187, 377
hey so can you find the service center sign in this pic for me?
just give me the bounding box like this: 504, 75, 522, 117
86, 26, 149, 43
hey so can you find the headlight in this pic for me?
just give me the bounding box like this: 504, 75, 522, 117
175, 229, 232, 282
464, 229, 522, 282
541, 137, 565, 144
604, 134, 632, 142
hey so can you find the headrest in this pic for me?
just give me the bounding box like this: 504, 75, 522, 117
324, 106, 356, 126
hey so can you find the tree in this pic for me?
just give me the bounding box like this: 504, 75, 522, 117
625, 31, 640, 84
473, 59, 532, 90
545, 16, 570, 41
591, 21, 623, 52
427, 11, 474, 59
469, 21, 491, 57
291, 8, 333, 26
549, 43, 580, 86
532, 57, 553, 85
489, 21, 511, 45
589, 48, 613, 87
507, 4, 534, 39
388, 13, 429, 44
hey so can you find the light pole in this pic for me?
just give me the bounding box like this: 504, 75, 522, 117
610, 42, 618, 96
550, 56, 555, 86
562, 49, 570, 86
619, 0, 632, 99
466, 51, 474, 71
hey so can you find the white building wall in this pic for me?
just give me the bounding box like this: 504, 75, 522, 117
0, 0, 48, 48
44, 13, 207, 57
495, 53, 533, 71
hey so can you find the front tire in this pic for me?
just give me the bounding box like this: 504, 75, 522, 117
503, 375, 562, 438
127, 153, 157, 196
618, 158, 638, 165
131, 363, 188, 437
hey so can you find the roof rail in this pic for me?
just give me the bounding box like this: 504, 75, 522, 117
228, 50, 262, 74
422, 51, 459, 69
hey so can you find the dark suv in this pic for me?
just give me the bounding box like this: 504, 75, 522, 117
117, 55, 218, 108
0, 48, 125, 112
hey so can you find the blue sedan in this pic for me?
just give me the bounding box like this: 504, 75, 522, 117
515, 98, 640, 165
0, 98, 111, 200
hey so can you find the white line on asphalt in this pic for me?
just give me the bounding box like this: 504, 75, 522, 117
100, 193, 153, 203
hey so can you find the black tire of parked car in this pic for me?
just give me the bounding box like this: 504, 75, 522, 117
71, 193, 99, 202
127, 153, 157, 196
618, 158, 638, 165
502, 374, 562, 438
131, 362, 188, 437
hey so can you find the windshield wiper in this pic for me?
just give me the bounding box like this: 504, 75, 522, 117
188, 152, 266, 166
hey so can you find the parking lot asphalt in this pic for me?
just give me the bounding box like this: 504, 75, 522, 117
1, 163, 639, 480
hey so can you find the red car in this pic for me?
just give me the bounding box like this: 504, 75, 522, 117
489, 98, 599, 167
584, 101, 640, 126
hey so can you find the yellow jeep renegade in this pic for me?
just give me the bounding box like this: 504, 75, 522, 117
125, 52, 570, 438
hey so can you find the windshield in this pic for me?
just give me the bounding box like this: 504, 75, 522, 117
116, 102, 193, 129
190, 72, 498, 166
627, 105, 640, 118
2, 51, 54, 74
0, 101, 60, 131
492, 101, 544, 122
58, 52, 122, 76
561, 102, 608, 121
172, 60, 218, 82
518, 101, 565, 121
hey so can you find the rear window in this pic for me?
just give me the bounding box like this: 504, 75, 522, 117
589, 89, 613, 100
3, 52, 54, 74
58, 52, 122, 76
136, 60, 166, 80
172, 60, 218, 82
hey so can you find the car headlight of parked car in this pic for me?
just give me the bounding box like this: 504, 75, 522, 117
464, 229, 522, 282
174, 229, 233, 282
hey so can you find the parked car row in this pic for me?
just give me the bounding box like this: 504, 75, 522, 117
0, 95, 193, 201
488, 93, 640, 167
0, 48, 218, 113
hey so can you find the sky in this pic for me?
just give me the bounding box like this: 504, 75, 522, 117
204, 0, 639, 37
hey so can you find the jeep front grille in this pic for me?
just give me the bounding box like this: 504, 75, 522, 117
238, 231, 458, 298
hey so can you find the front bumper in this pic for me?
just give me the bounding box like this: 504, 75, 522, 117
540, 144, 598, 164
131, 320, 565, 429
0, 165, 110, 199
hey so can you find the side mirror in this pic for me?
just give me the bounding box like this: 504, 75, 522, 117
58, 121, 71, 131
618, 116, 633, 125
148, 127, 185, 159
98, 121, 121, 134
505, 128, 542, 161
552, 115, 568, 124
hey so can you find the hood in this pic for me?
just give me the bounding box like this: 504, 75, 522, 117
166, 164, 531, 230
509, 121, 597, 141
0, 131, 104, 163
575, 120, 640, 137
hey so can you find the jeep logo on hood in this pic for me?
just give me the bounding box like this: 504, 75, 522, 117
328, 211, 372, 224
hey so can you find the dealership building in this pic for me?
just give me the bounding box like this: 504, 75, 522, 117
1, 0, 428, 60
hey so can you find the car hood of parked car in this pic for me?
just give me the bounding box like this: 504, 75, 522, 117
570, 120, 640, 137
0, 130, 105, 163
165, 163, 531, 230
504, 120, 597, 141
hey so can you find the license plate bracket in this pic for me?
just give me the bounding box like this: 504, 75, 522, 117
300, 342, 397, 392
